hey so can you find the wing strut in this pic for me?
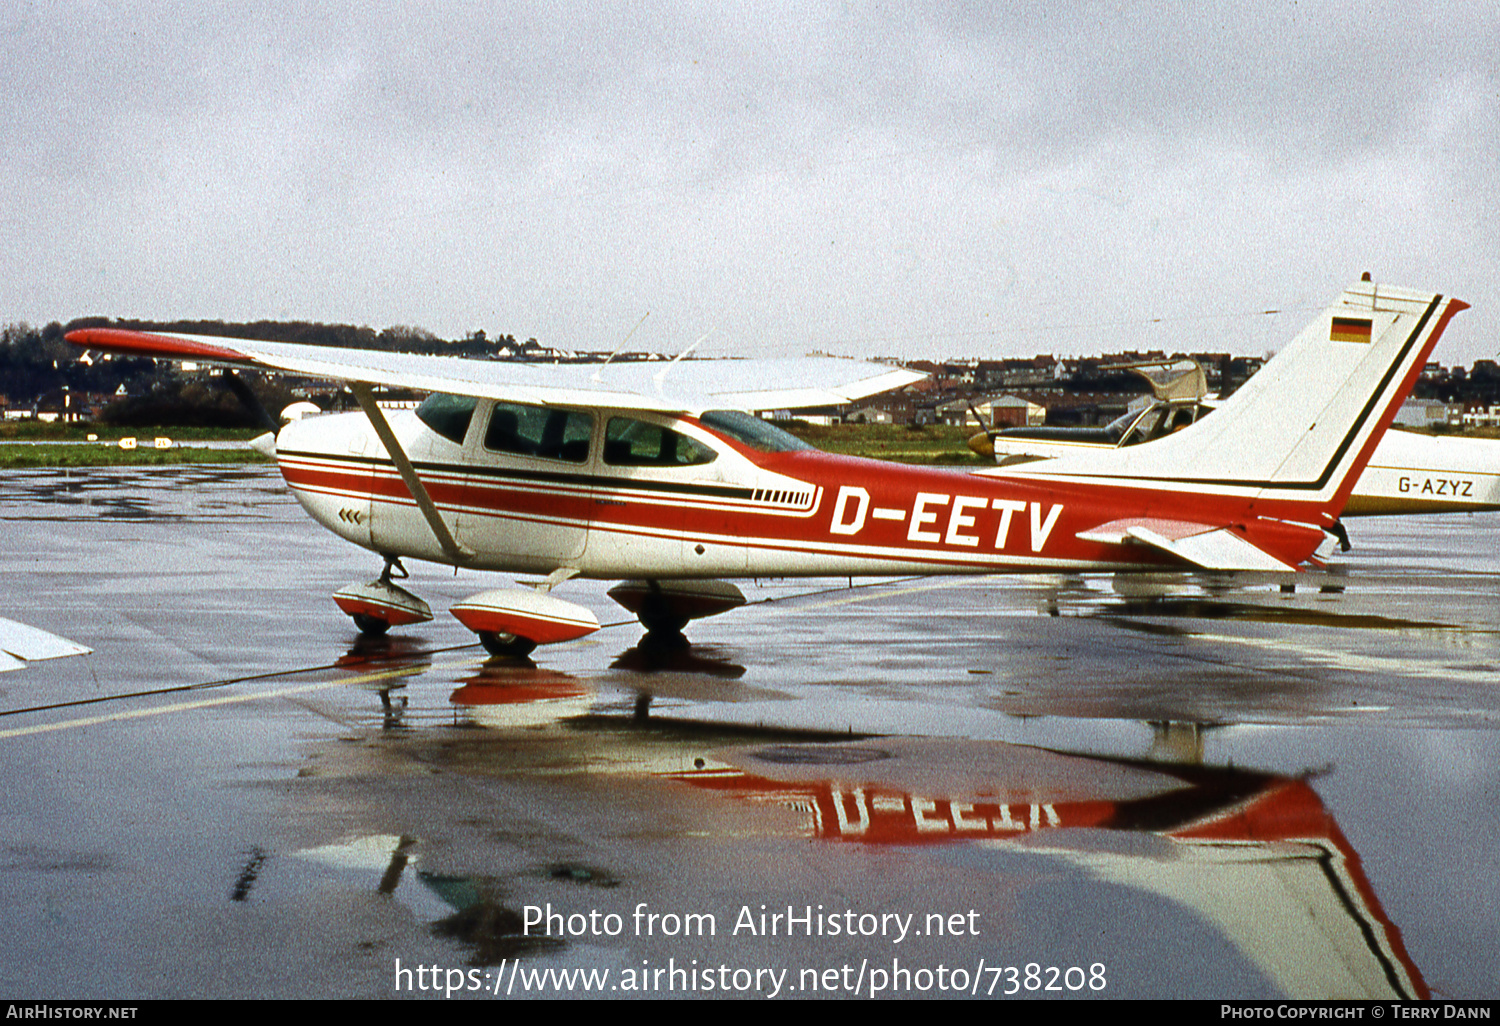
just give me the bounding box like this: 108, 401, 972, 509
349, 382, 474, 564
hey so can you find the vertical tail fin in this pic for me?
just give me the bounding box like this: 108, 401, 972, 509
987, 279, 1467, 513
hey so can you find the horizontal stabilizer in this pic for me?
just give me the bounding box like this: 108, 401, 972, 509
1077, 518, 1299, 572
0, 616, 92, 673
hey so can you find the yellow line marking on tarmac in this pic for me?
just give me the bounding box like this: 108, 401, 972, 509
0, 658, 483, 740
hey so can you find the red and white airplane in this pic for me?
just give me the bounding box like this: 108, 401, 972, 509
67, 278, 1466, 656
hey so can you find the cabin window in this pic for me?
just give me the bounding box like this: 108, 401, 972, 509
484, 402, 592, 463
415, 393, 478, 445
604, 417, 717, 467
698, 409, 813, 452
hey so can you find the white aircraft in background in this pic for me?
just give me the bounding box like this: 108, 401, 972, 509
971, 357, 1500, 518
67, 278, 1466, 658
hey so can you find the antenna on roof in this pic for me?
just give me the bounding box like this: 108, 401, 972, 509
591, 311, 650, 382
654, 330, 715, 391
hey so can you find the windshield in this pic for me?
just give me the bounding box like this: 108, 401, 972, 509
1103, 409, 1137, 442
1117, 401, 1204, 446
698, 410, 813, 452
415, 393, 478, 445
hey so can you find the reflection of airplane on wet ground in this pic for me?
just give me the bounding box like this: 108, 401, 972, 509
971, 356, 1500, 517
323, 678, 1431, 999
67, 278, 1465, 657
0, 616, 91, 672
671, 747, 1427, 999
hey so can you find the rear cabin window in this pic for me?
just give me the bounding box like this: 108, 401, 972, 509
604, 417, 717, 467
415, 393, 478, 445
484, 402, 592, 463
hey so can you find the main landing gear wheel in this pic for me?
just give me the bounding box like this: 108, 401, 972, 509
477, 631, 538, 658
639, 613, 690, 649
640, 611, 689, 636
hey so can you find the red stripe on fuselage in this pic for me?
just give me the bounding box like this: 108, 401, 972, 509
279, 448, 1331, 573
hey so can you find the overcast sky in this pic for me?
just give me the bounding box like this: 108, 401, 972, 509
4, 1, 1498, 364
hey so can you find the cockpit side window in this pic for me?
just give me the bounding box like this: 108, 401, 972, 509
484, 401, 592, 463
415, 393, 479, 445
604, 417, 717, 467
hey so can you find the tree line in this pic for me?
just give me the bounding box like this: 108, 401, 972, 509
0, 318, 542, 427
5, 316, 1500, 428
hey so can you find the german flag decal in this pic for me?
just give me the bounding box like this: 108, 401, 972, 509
1330, 316, 1373, 343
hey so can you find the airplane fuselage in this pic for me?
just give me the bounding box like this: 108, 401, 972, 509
274, 399, 1334, 580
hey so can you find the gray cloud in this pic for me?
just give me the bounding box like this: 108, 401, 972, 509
4, 1, 1497, 362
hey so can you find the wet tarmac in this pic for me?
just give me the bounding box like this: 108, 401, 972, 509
1, 466, 1497, 1000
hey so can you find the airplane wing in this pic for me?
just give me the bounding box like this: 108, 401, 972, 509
64, 328, 925, 414
0, 616, 92, 673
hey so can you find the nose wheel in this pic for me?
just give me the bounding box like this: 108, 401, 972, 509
332, 558, 434, 636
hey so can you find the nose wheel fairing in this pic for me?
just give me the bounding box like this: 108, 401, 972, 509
333, 578, 435, 635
